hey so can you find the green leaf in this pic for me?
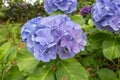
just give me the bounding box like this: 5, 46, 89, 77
4, 66, 25, 80
81, 55, 99, 67
118, 70, 120, 79
56, 59, 89, 80
97, 68, 117, 80
26, 66, 55, 80
85, 27, 98, 35
88, 19, 94, 26
70, 15, 85, 25
0, 42, 11, 60
49, 11, 64, 16
4, 47, 17, 62
82, 24, 92, 30
89, 77, 95, 80
0, 9, 5, 18
16, 48, 39, 73
89, 32, 108, 49
26, 76, 36, 80
102, 37, 120, 60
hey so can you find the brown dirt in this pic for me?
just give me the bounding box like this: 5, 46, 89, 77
0, 18, 5, 24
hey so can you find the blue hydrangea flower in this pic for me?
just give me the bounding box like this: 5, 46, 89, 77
21, 14, 87, 62
91, 0, 120, 33
80, 6, 91, 16
44, 0, 77, 14
21, 17, 42, 53
21, 17, 57, 62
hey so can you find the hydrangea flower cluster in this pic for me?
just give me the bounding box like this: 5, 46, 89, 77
80, 6, 91, 16
44, 0, 77, 14
91, 0, 120, 33
21, 14, 87, 62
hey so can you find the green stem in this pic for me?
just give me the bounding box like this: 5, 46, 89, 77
1, 65, 5, 80
116, 57, 120, 74
1, 63, 11, 80
111, 60, 117, 67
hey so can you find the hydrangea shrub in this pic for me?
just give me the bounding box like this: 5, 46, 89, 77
1, 0, 120, 80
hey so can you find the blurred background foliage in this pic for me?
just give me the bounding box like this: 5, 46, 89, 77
0, 0, 46, 23
0, 0, 95, 23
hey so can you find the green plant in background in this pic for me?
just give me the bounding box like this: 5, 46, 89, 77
77, 0, 95, 8
0, 21, 22, 80
0, 9, 5, 18
0, 0, 2, 8
0, 21, 21, 45
3, 0, 46, 23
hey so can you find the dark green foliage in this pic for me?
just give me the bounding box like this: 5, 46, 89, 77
78, 0, 95, 8
4, 1, 47, 22
0, 0, 2, 8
